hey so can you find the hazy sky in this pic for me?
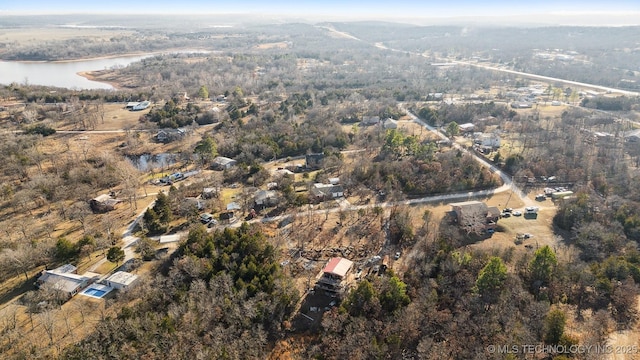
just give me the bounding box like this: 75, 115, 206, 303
2, 0, 640, 24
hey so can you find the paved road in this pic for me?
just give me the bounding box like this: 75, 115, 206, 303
323, 25, 639, 98
453, 61, 639, 97
88, 199, 157, 273
399, 103, 537, 207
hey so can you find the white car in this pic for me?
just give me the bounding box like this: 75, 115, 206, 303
513, 210, 522, 216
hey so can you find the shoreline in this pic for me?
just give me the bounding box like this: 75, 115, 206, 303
2, 48, 212, 64
3, 52, 159, 64
76, 70, 122, 90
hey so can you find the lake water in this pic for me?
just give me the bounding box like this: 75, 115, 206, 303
0, 55, 151, 90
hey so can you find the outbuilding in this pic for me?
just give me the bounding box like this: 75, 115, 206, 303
105, 271, 139, 290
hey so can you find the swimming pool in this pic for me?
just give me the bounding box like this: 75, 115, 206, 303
85, 288, 106, 297
80, 284, 113, 299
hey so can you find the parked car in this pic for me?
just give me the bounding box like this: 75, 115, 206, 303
501, 212, 511, 218
394, 252, 401, 260
513, 210, 522, 216
207, 219, 218, 228
503, 208, 513, 213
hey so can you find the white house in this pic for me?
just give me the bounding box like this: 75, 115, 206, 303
36, 264, 93, 298
105, 271, 139, 290
311, 183, 345, 201
474, 133, 501, 148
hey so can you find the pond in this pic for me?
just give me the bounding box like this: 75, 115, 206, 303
126, 153, 179, 172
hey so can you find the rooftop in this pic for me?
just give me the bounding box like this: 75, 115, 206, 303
106, 271, 139, 286
38, 271, 91, 294
323, 257, 353, 278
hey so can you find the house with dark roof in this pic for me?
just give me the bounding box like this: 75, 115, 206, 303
305, 153, 324, 169
450, 200, 500, 232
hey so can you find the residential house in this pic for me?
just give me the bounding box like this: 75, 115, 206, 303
361, 116, 380, 126
211, 156, 237, 170
89, 194, 121, 213
36, 264, 93, 298
132, 101, 151, 111
383, 118, 398, 129
625, 129, 640, 142
305, 153, 325, 169
311, 183, 345, 202
450, 200, 500, 232
315, 257, 353, 295
202, 187, 220, 199
458, 123, 475, 133
182, 197, 205, 211
104, 271, 139, 290
156, 128, 186, 143
254, 190, 280, 208
474, 133, 501, 149
226, 202, 241, 211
